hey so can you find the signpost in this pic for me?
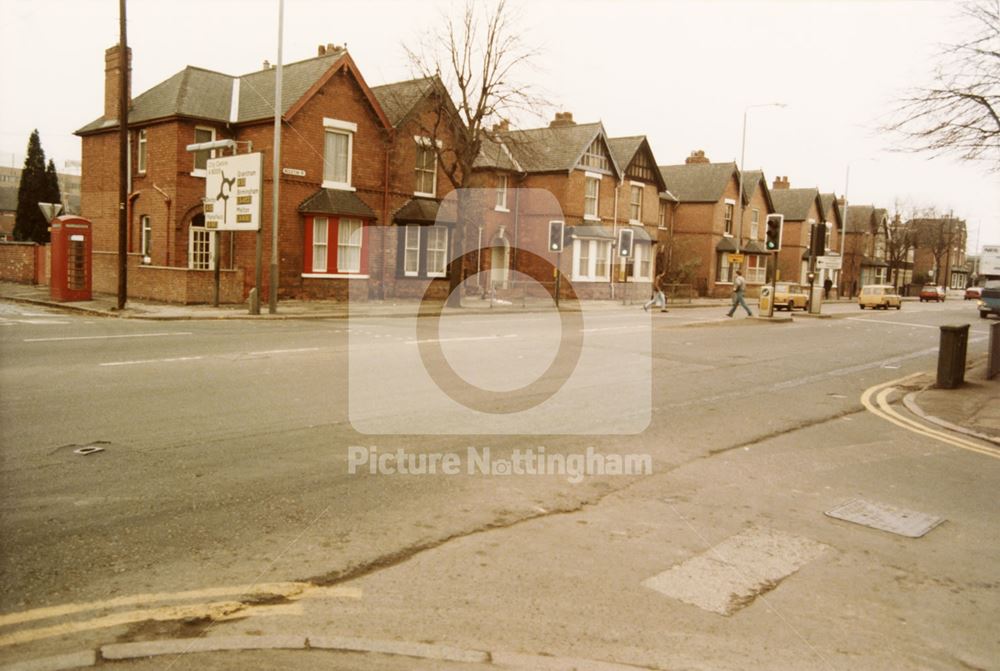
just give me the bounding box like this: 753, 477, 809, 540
815, 255, 843, 271
202, 152, 263, 307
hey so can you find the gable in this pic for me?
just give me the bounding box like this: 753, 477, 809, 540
577, 135, 613, 173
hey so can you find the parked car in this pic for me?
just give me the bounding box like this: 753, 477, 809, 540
859, 284, 902, 310
965, 286, 983, 300
979, 280, 1000, 319
773, 282, 809, 311
919, 285, 947, 302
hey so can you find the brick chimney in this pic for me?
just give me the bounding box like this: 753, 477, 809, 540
772, 175, 790, 189
492, 119, 510, 133
104, 44, 132, 121
549, 112, 576, 128
685, 150, 709, 164
318, 44, 326, 56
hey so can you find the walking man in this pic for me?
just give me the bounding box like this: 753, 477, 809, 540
726, 270, 753, 317
643, 272, 668, 312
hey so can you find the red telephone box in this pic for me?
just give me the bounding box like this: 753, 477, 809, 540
49, 215, 92, 301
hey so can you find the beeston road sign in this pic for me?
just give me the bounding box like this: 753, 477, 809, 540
815, 255, 843, 270
204, 152, 263, 231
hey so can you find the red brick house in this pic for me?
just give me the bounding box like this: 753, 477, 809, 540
470, 114, 658, 299
657, 152, 775, 297
76, 44, 458, 304
842, 205, 890, 296
909, 216, 968, 289
769, 176, 829, 286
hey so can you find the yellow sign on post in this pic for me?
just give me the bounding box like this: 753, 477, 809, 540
728, 253, 744, 265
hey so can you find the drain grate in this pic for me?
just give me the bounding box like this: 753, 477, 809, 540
825, 498, 944, 538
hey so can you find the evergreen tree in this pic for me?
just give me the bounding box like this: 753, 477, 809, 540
13, 130, 52, 244
44, 159, 62, 216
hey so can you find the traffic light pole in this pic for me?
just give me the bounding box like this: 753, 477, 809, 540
555, 250, 561, 309
767, 251, 778, 318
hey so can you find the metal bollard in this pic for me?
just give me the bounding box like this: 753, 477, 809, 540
937, 324, 970, 389
988, 321, 1000, 380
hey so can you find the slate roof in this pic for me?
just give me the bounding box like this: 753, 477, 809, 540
845, 205, 876, 234
770, 187, 824, 222
473, 137, 521, 172
607, 136, 644, 172
77, 50, 348, 134
572, 225, 614, 239
820, 193, 842, 228
370, 77, 436, 127
715, 237, 738, 252
657, 162, 737, 203
298, 188, 376, 218
739, 169, 774, 211
501, 122, 618, 175
392, 197, 456, 225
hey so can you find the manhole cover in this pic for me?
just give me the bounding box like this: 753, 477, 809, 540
825, 498, 944, 538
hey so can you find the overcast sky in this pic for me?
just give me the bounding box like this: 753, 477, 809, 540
2, 0, 997, 250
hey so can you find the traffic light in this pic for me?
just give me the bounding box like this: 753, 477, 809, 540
809, 222, 826, 258
618, 228, 634, 257
765, 214, 783, 251
548, 220, 565, 252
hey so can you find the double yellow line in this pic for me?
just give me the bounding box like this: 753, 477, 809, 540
861, 375, 1000, 460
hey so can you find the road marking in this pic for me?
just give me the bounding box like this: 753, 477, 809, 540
406, 334, 519, 344
100, 356, 204, 367
581, 325, 647, 333
24, 332, 193, 343
848, 317, 990, 334
247, 347, 320, 355
860, 376, 1000, 460
0, 582, 360, 628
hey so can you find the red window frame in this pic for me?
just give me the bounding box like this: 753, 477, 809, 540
303, 215, 370, 275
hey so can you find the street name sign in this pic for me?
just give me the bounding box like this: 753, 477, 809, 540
204, 152, 263, 231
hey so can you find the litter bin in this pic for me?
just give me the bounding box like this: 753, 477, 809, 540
937, 324, 970, 389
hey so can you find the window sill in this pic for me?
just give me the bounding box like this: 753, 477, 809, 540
571, 276, 610, 283
583, 215, 601, 222
302, 273, 369, 279
494, 206, 510, 213
190, 170, 206, 178
321, 182, 356, 192
414, 191, 436, 199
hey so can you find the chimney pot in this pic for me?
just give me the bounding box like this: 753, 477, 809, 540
263, 59, 270, 69
548, 112, 576, 128
318, 44, 326, 56
685, 150, 709, 164
772, 175, 790, 189
327, 43, 336, 53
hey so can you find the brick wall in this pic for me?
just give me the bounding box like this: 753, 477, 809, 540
92, 252, 242, 304
0, 242, 39, 283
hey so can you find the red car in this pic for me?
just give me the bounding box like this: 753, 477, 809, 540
919, 285, 946, 302
965, 286, 983, 300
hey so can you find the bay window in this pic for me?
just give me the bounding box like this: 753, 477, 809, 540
397, 225, 451, 279
303, 216, 368, 276
573, 238, 611, 281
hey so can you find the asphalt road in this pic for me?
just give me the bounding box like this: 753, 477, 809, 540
0, 297, 997, 669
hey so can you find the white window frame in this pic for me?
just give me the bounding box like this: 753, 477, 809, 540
495, 174, 508, 211
413, 136, 439, 197
188, 223, 215, 270
717, 252, 733, 284
633, 242, 653, 281
322, 118, 357, 191
137, 129, 147, 174
584, 173, 601, 221
746, 254, 767, 284
658, 202, 667, 230
572, 238, 611, 281
629, 182, 643, 224
403, 225, 420, 276
425, 226, 448, 278
191, 127, 215, 177
140, 215, 152, 263
723, 198, 736, 237
750, 208, 760, 239
337, 218, 363, 273
824, 222, 832, 251
312, 217, 329, 273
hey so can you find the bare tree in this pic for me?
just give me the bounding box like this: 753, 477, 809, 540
403, 0, 545, 305
883, 0, 1000, 170
914, 210, 966, 284
886, 204, 916, 291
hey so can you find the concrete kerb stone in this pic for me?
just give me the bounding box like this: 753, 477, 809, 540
307, 636, 489, 663
100, 635, 307, 660
903, 390, 1000, 446
0, 636, 662, 671
0, 651, 96, 671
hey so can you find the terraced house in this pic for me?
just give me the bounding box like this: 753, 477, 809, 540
76, 44, 457, 304
769, 176, 840, 288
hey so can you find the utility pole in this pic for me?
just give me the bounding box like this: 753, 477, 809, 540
116, 0, 128, 310
268, 0, 284, 314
